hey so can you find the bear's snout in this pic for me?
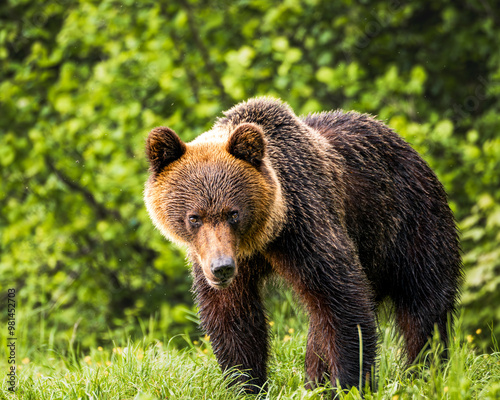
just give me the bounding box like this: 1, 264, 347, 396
210, 256, 236, 283
194, 223, 238, 288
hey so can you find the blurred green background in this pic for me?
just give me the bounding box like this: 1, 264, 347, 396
1, 0, 499, 355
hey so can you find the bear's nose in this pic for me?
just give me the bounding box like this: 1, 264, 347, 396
210, 256, 236, 281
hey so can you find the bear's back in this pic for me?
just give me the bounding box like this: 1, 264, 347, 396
303, 110, 453, 298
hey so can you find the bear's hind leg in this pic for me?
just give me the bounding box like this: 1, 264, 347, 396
390, 235, 461, 363
395, 298, 452, 363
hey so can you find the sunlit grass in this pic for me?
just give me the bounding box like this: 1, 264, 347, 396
1, 319, 499, 399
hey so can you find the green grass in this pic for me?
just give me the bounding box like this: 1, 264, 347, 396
1, 320, 499, 400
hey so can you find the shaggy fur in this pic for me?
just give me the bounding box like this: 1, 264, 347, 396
144, 97, 462, 392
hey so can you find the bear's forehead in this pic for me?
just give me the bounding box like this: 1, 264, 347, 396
169, 142, 257, 182
164, 164, 252, 217
153, 140, 262, 215
174, 151, 239, 181
161, 151, 256, 201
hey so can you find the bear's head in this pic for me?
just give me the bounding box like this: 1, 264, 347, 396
144, 123, 285, 289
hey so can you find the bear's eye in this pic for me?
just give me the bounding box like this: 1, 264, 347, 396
188, 215, 202, 227
228, 211, 239, 224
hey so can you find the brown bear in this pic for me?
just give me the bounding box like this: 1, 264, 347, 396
144, 97, 462, 392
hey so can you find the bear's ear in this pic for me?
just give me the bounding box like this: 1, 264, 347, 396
227, 123, 266, 168
146, 127, 186, 173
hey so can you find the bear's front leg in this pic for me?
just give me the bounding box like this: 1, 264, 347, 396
302, 288, 376, 391
192, 258, 270, 393
303, 275, 376, 390
270, 240, 377, 391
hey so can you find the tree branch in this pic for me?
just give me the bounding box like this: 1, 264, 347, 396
44, 155, 121, 221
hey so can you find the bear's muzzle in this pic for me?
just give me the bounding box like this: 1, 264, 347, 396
211, 256, 236, 283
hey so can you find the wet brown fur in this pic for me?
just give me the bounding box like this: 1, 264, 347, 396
144, 97, 463, 394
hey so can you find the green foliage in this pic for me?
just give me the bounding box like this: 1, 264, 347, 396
1, 0, 499, 352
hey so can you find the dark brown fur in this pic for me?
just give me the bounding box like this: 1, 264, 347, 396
144, 98, 462, 393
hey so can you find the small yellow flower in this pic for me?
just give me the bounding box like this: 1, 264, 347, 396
97, 346, 103, 351
104, 370, 109, 376
112, 347, 122, 355
84, 356, 92, 365
203, 349, 208, 354
17, 365, 22, 370
467, 335, 474, 343
283, 335, 292, 342
97, 362, 102, 367
444, 386, 449, 393
193, 341, 199, 345
288, 328, 295, 334
22, 357, 30, 364
392, 395, 399, 400
476, 329, 482, 335
269, 321, 275, 327
204, 335, 210, 341
106, 361, 112, 366
138, 353, 144, 360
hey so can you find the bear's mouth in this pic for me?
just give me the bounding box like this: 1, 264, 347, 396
207, 277, 233, 289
